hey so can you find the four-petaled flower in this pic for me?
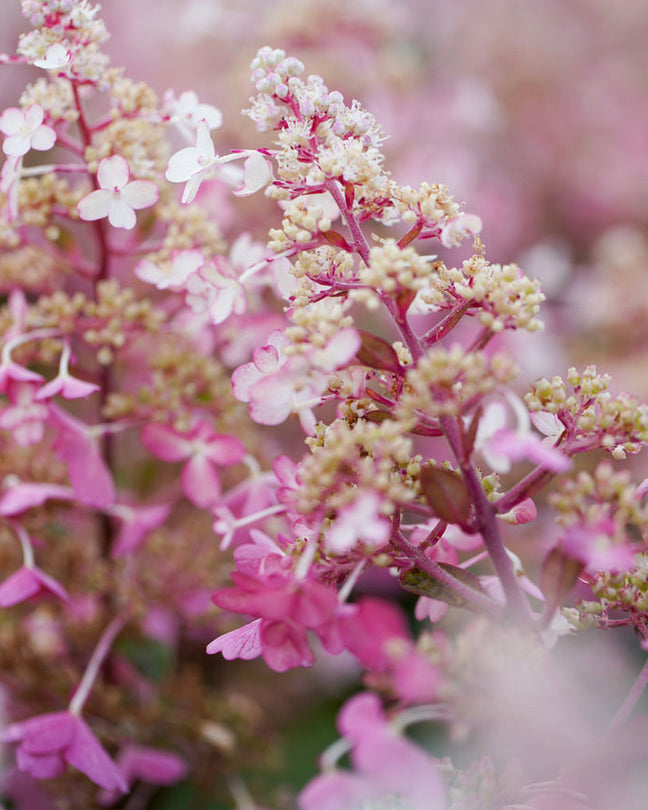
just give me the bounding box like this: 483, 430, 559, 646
77, 155, 159, 230
2, 711, 127, 792
0, 104, 56, 157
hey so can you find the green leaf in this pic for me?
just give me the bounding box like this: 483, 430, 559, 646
400, 563, 486, 610
116, 636, 173, 683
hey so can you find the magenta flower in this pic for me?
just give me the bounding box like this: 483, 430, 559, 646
141, 421, 245, 508
231, 330, 290, 401
298, 693, 446, 810
2, 711, 127, 792
109, 502, 173, 557
99, 744, 187, 805
0, 564, 69, 607
0, 482, 74, 516
0, 104, 56, 157
77, 155, 159, 230
35, 342, 99, 401
0, 381, 48, 446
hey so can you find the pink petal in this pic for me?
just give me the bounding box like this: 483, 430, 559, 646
141, 423, 191, 462
0, 568, 42, 607
181, 455, 222, 508
260, 619, 314, 672
18, 712, 76, 754
231, 362, 262, 402
253, 344, 280, 373
0, 482, 74, 515
16, 748, 66, 779
121, 180, 159, 210
65, 718, 128, 793
206, 618, 263, 659
97, 155, 129, 190
77, 188, 112, 221
248, 374, 293, 425
117, 745, 187, 785
299, 771, 372, 810
203, 434, 245, 466
32, 566, 70, 603
107, 198, 136, 230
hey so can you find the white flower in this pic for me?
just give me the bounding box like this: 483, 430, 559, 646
77, 155, 159, 230
165, 120, 270, 204
135, 249, 205, 290
0, 105, 56, 157
439, 213, 482, 248
169, 90, 223, 130
32, 43, 72, 70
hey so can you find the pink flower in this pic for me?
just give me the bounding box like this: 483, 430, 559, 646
185, 259, 247, 324
324, 491, 391, 554
0, 482, 74, 516
135, 248, 205, 290
2, 711, 127, 792
0, 105, 56, 157
109, 502, 172, 557
99, 745, 187, 805
141, 421, 245, 508
0, 564, 69, 607
77, 155, 158, 230
298, 693, 445, 810
231, 330, 290, 401
35, 342, 99, 400
49, 406, 115, 509
0, 382, 48, 446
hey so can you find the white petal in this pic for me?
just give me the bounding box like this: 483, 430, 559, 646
233, 152, 273, 197
97, 155, 130, 190
2, 135, 31, 157
166, 147, 200, 183
195, 120, 215, 160
30, 125, 56, 152
0, 108, 24, 136
24, 105, 45, 131
107, 198, 136, 229
33, 43, 72, 70
194, 104, 223, 130
181, 173, 204, 204
77, 189, 112, 221
121, 180, 158, 210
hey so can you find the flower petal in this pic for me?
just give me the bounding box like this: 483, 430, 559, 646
97, 155, 129, 190
121, 180, 159, 210
107, 198, 136, 230
77, 189, 112, 221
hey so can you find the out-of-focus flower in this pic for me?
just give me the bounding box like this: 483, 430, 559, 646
32, 43, 72, 70
0, 105, 56, 157
77, 155, 158, 229
2, 711, 127, 792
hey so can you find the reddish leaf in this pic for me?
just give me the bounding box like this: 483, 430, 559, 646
419, 464, 472, 526
540, 547, 584, 608
356, 331, 402, 374
321, 230, 352, 250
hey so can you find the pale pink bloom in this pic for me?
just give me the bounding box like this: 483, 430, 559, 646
2, 711, 127, 792
0, 482, 74, 516
499, 497, 538, 524
324, 491, 391, 554
32, 43, 72, 70
233, 151, 274, 196
186, 260, 247, 324
167, 90, 223, 130
35, 342, 99, 400
0, 105, 56, 157
231, 330, 290, 402
77, 155, 158, 230
530, 410, 565, 443
560, 521, 636, 573
0, 564, 69, 607
135, 248, 205, 290
49, 406, 116, 509
99, 745, 187, 805
141, 421, 245, 508
206, 618, 263, 660
415, 596, 449, 623
0, 382, 48, 446
439, 212, 482, 248
0, 155, 22, 219
298, 693, 445, 810
476, 394, 570, 473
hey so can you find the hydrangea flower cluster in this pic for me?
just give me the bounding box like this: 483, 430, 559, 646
1, 3, 648, 809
